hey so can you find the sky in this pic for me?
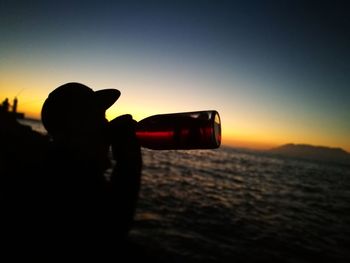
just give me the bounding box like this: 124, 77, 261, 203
1, 0, 349, 151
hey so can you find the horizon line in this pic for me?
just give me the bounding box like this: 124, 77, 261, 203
21, 116, 350, 153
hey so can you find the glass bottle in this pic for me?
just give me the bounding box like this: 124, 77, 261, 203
136, 110, 221, 150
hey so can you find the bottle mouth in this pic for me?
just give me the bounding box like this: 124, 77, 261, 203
213, 111, 221, 147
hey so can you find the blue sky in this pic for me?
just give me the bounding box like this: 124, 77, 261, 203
1, 0, 349, 150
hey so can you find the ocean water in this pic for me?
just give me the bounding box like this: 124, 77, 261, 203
18, 118, 47, 135
131, 148, 350, 262
21, 119, 350, 262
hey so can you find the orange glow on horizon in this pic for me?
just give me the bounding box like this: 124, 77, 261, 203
1, 101, 348, 153
222, 137, 276, 150
222, 134, 350, 153
1, 81, 349, 153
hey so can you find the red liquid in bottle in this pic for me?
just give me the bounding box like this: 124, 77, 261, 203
136, 110, 221, 150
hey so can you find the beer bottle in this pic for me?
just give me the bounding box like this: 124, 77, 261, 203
136, 110, 221, 150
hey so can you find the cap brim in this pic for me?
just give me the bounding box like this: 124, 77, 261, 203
95, 89, 121, 110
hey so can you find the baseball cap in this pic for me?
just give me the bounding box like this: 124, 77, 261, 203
41, 82, 120, 135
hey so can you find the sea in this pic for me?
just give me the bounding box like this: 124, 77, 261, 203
21, 118, 350, 262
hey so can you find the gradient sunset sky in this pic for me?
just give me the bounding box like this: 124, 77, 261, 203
1, 0, 349, 151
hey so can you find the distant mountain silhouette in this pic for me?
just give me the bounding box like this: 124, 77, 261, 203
268, 143, 350, 165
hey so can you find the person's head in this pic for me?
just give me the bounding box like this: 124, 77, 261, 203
41, 82, 120, 160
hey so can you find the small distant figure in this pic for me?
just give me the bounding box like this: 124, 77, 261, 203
1, 98, 10, 112
12, 97, 18, 113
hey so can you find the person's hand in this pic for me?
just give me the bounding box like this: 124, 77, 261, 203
108, 114, 142, 238
109, 114, 140, 162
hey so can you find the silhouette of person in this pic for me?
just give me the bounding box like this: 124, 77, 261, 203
1, 98, 10, 112
2, 83, 142, 258
40, 82, 142, 254
12, 97, 18, 113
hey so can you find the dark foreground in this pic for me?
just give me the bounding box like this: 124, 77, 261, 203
2, 116, 350, 262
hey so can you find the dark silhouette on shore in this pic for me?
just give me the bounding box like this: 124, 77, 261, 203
12, 97, 18, 113
0, 96, 24, 119
1, 98, 10, 112
1, 83, 144, 259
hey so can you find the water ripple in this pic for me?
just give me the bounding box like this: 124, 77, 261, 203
133, 147, 350, 262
